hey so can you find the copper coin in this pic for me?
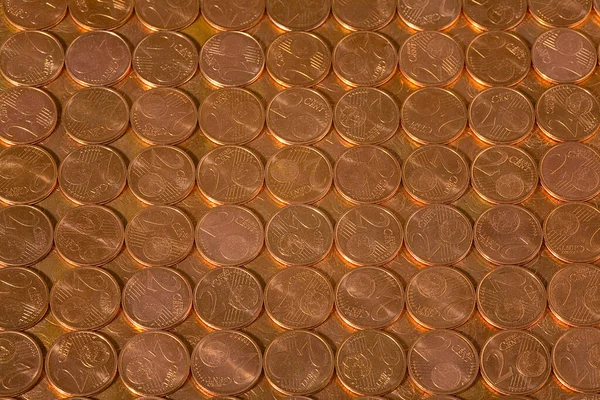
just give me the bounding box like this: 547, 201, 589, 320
536, 84, 600, 142
50, 266, 120, 330
119, 331, 190, 396
334, 87, 399, 145
201, 0, 265, 31
46, 331, 117, 397
69, 0, 134, 30
333, 31, 397, 87
398, 31, 463, 87
337, 330, 406, 395
264, 266, 333, 329
128, 145, 195, 205
408, 330, 479, 395
462, 0, 527, 31
131, 87, 197, 145
0, 267, 48, 330
200, 31, 264, 88
552, 327, 600, 393
0, 31, 64, 87
404, 204, 472, 266
401, 87, 467, 145
0, 145, 57, 205
191, 330, 262, 396
332, 0, 395, 31
54, 205, 124, 266
531, 28, 597, 84
199, 88, 264, 145
193, 266, 263, 330
335, 204, 403, 266
548, 264, 600, 327
59, 145, 127, 205
477, 265, 546, 329
122, 267, 192, 330
0, 331, 42, 397
265, 204, 333, 266
0, 87, 57, 145
596, 0, 600, 15
125, 205, 194, 267
263, 330, 334, 395
334, 145, 401, 204
335, 266, 404, 329
197, 145, 264, 205
135, 0, 199, 31
3, 0, 67, 30
266, 0, 330, 31
528, 0, 591, 27
397, 0, 461, 31
133, 31, 198, 88
195, 205, 263, 267
0, 205, 53, 267
265, 145, 332, 204
481, 330, 551, 395
406, 266, 475, 329
267, 87, 332, 145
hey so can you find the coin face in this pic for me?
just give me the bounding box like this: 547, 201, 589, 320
0, 267, 48, 330
194, 266, 263, 329
0, 87, 57, 145
553, 327, 600, 392
3, 0, 67, 30
135, 0, 199, 30
125, 205, 194, 267
548, 264, 600, 327
337, 330, 406, 395
265, 204, 333, 266
528, 0, 591, 27
332, 0, 395, 30
462, 0, 527, 31
69, 0, 134, 30
0, 331, 42, 397
397, 0, 461, 30
333, 32, 397, 87
0, 205, 53, 267
201, 0, 265, 31
266, 0, 331, 30
50, 266, 120, 330
200, 31, 264, 88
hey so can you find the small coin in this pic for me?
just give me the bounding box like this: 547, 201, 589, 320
266, 0, 330, 31
0, 87, 57, 145
333, 31, 397, 87
264, 330, 334, 395
462, 0, 527, 31
50, 266, 120, 330
0, 331, 42, 397
552, 327, 600, 393
264, 266, 333, 329
336, 266, 404, 329
201, 0, 265, 31
528, 0, 591, 27
200, 31, 264, 88
477, 265, 546, 329
265, 204, 333, 266
135, 0, 199, 30
406, 266, 475, 329
397, 0, 461, 30
125, 205, 194, 267
193, 266, 263, 329
337, 330, 406, 395
197, 145, 264, 205
199, 88, 264, 145
119, 331, 190, 396
69, 0, 134, 30
3, 0, 67, 30
0, 205, 53, 267
131, 87, 197, 145
335, 204, 403, 266
548, 264, 600, 327
0, 267, 48, 330
332, 0, 396, 30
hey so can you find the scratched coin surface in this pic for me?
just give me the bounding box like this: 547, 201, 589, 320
552, 327, 600, 392
0, 331, 42, 397
194, 266, 263, 330
548, 264, 600, 327
69, 0, 134, 30
0, 205, 53, 267
529, 0, 591, 27
462, 0, 527, 30
125, 205, 194, 267
50, 266, 120, 330
266, 0, 331, 30
265, 266, 333, 329
397, 0, 461, 30
0, 87, 57, 145
201, 0, 265, 31
3, 0, 67, 30
0, 267, 48, 330
135, 0, 199, 30
335, 204, 403, 267
333, 31, 397, 87
332, 0, 395, 30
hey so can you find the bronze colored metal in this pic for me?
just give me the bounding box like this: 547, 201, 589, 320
0, 267, 48, 330
0, 87, 57, 145
201, 0, 265, 31
68, 0, 134, 30
0, 205, 53, 267
135, 0, 199, 31
548, 264, 600, 327
397, 0, 461, 31
0, 331, 42, 397
2, 0, 67, 30
265, 0, 330, 31
332, 0, 395, 31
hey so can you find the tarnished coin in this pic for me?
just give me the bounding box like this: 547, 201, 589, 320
128, 145, 195, 205
194, 266, 263, 329
477, 265, 546, 329
0, 331, 42, 397
334, 87, 399, 145
200, 31, 264, 88
0, 31, 64, 87
0, 267, 48, 330
46, 331, 117, 397
119, 331, 190, 396
552, 327, 600, 393
334, 145, 401, 204
548, 264, 600, 327
0, 205, 53, 267
135, 0, 199, 31
265, 204, 333, 266
131, 87, 197, 145
401, 88, 467, 145
397, 0, 461, 31
191, 330, 262, 396
528, 0, 591, 27
69, 0, 134, 30
201, 0, 265, 31
532, 28, 597, 84
54, 205, 124, 266
462, 0, 527, 31
333, 31, 397, 87
265, 267, 333, 329
332, 0, 396, 31
197, 146, 264, 205
3, 0, 67, 30
0, 87, 57, 145
264, 330, 334, 395
266, 0, 330, 31
337, 330, 406, 395
50, 266, 120, 330
406, 266, 475, 329
265, 145, 332, 204
336, 266, 404, 329
125, 205, 194, 267
399, 31, 464, 87
404, 204, 472, 266
133, 31, 198, 88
